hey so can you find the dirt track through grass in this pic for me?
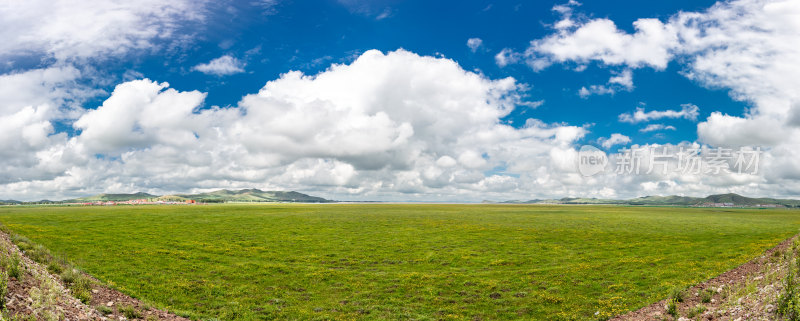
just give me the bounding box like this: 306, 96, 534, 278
1, 204, 799, 320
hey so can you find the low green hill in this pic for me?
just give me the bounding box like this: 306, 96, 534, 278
68, 192, 157, 202
701, 193, 800, 207
558, 197, 627, 204
153, 195, 190, 202
703, 193, 756, 204
628, 195, 702, 206
178, 189, 331, 203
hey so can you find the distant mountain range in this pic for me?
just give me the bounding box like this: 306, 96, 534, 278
0, 189, 331, 204
170, 189, 330, 203
493, 193, 800, 207
2, 192, 799, 207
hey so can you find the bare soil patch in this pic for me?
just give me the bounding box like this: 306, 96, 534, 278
612, 235, 797, 321
0, 230, 189, 320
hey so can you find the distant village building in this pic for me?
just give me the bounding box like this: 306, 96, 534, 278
73, 198, 200, 206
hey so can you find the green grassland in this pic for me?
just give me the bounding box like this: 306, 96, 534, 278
0, 205, 799, 320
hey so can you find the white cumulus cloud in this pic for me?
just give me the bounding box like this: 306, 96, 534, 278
517, 0, 800, 197
192, 55, 246, 76
608, 69, 633, 89
0, 49, 590, 201
599, 133, 631, 149
525, 16, 678, 71
467, 38, 483, 52
0, 0, 206, 62
495, 48, 521, 67
578, 69, 633, 98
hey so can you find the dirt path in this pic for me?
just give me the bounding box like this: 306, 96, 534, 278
86, 277, 191, 321
0, 229, 189, 320
612, 235, 797, 321
0, 231, 103, 320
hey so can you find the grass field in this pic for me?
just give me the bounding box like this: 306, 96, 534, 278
0, 204, 799, 320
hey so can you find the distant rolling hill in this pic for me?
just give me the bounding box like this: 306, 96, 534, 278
700, 193, 800, 207
61, 189, 331, 203
627, 195, 701, 206
176, 189, 331, 203
3, 191, 797, 206
499, 193, 800, 207
68, 192, 157, 202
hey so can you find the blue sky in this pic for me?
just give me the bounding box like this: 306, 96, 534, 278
91, 0, 743, 144
1, 0, 798, 201
74, 0, 749, 145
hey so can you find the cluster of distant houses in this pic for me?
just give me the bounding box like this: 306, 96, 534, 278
71, 199, 198, 206
694, 202, 784, 208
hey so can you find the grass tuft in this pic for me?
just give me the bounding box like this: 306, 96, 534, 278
30, 278, 63, 321
96, 305, 113, 315
46, 261, 62, 275
118, 304, 142, 319
0, 271, 8, 309
686, 304, 706, 318
778, 248, 800, 320
669, 287, 685, 303
0, 252, 22, 279
700, 288, 714, 303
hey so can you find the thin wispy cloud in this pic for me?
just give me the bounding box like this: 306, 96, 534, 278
618, 104, 699, 123
640, 124, 677, 132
